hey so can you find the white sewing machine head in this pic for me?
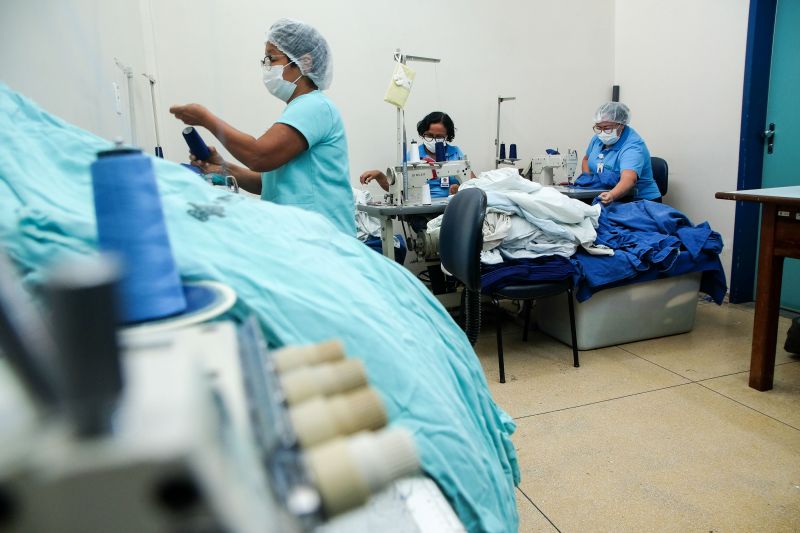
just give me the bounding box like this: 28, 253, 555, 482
526, 150, 579, 186
385, 159, 471, 206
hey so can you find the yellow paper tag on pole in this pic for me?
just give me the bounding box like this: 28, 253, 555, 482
383, 62, 415, 108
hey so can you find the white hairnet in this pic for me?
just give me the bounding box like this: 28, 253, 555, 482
266, 18, 333, 90
593, 102, 631, 125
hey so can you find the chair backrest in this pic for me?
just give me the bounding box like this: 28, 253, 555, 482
439, 188, 487, 291
651, 156, 668, 197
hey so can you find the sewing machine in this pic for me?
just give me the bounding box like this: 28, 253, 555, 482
385, 159, 471, 206
0, 330, 282, 533
526, 150, 579, 185
0, 251, 461, 533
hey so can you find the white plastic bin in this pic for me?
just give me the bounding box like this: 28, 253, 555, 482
537, 272, 702, 351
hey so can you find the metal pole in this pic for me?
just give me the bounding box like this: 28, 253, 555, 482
494, 96, 516, 168
397, 108, 402, 166
401, 110, 408, 203
143, 74, 163, 157
395, 49, 404, 167
126, 69, 136, 146
392, 49, 441, 167
495, 98, 501, 167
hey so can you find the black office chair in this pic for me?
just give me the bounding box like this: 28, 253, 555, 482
651, 157, 668, 197
439, 188, 579, 383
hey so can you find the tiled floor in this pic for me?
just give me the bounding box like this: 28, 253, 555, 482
474, 300, 800, 532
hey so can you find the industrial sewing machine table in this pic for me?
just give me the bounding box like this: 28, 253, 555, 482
357, 200, 450, 260
552, 185, 610, 201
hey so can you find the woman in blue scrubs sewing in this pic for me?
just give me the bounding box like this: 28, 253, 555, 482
169, 18, 356, 236
580, 102, 661, 205
359, 111, 472, 198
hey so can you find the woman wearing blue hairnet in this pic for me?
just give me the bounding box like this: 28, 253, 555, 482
577, 102, 661, 205
170, 18, 355, 236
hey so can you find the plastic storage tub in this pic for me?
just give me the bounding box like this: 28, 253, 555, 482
537, 272, 702, 351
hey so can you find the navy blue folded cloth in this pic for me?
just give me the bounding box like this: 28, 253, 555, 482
481, 256, 576, 293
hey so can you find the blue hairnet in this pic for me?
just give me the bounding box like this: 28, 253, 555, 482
266, 18, 333, 90
593, 102, 631, 125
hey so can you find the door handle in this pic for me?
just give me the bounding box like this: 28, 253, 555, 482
762, 122, 775, 154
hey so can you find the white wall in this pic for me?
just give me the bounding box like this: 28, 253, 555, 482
0, 0, 157, 149
614, 0, 750, 279
147, 0, 615, 182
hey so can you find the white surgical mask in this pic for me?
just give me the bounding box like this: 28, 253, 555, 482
597, 129, 620, 145
262, 63, 301, 102
423, 139, 447, 153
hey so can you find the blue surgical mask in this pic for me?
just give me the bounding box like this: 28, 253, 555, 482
262, 62, 301, 102
597, 129, 620, 145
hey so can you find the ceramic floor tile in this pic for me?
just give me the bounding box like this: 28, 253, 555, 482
474, 327, 688, 418
515, 488, 558, 532
513, 383, 800, 532
700, 362, 800, 429
618, 302, 796, 381
729, 300, 800, 321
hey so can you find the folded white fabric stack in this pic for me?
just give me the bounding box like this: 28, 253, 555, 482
353, 188, 381, 241
428, 168, 605, 264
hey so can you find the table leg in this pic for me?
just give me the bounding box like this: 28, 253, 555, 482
750, 204, 785, 391
380, 216, 395, 261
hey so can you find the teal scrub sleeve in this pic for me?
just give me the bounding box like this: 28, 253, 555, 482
277, 94, 332, 148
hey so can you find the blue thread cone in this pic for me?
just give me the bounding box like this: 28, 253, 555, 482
499, 143, 506, 160
435, 141, 446, 162
509, 144, 517, 159
91, 148, 186, 323
182, 126, 211, 161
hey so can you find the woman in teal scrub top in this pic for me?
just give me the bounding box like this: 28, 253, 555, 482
170, 18, 355, 236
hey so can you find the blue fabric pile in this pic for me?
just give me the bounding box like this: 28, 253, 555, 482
0, 84, 519, 533
571, 201, 727, 303
573, 170, 620, 189
481, 256, 575, 293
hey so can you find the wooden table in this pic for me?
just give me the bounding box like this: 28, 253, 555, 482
715, 186, 800, 390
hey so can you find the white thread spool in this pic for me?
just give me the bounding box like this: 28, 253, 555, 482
408, 140, 421, 163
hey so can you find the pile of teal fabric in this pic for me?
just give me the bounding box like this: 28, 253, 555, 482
0, 84, 519, 533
